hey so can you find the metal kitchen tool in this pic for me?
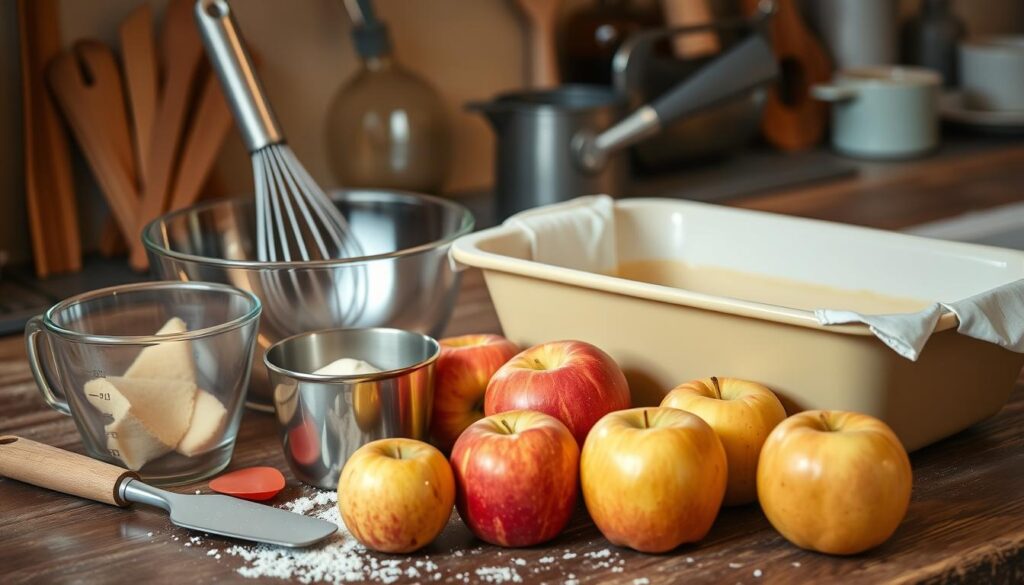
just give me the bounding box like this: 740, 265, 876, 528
469, 12, 778, 219
194, 0, 361, 262
264, 328, 439, 489
611, 15, 768, 170
143, 190, 472, 412
0, 436, 336, 547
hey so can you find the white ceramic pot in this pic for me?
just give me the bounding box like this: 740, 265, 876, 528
959, 36, 1024, 112
813, 66, 941, 160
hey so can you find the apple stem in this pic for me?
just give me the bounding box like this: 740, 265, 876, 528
500, 418, 514, 434
533, 358, 544, 370
819, 412, 833, 432
710, 376, 722, 399
643, 409, 650, 429
395, 445, 403, 459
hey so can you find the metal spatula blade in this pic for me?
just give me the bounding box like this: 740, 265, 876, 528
123, 480, 337, 547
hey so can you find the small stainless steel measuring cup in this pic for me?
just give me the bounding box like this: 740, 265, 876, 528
264, 327, 439, 489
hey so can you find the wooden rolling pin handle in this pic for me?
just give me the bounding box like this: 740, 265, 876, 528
0, 436, 138, 507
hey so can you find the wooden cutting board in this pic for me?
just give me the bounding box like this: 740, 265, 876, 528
18, 0, 81, 276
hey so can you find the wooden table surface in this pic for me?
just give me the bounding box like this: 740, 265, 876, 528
4, 145, 1024, 585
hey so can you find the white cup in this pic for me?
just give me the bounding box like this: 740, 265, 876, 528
959, 36, 1024, 111
812, 66, 940, 160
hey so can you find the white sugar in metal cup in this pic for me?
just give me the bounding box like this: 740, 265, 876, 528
264, 327, 439, 489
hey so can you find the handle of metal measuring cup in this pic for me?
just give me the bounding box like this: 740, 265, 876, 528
194, 0, 283, 152
24, 315, 71, 416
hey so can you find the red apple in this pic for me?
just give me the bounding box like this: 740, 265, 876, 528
338, 438, 455, 553
451, 410, 578, 547
581, 407, 728, 553
430, 334, 519, 452
485, 340, 631, 446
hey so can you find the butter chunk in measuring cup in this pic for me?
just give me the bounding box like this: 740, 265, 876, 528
124, 317, 196, 381
85, 376, 196, 447
85, 376, 197, 470
177, 389, 228, 457
83, 318, 230, 471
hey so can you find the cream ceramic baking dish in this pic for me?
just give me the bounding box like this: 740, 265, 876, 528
452, 198, 1024, 451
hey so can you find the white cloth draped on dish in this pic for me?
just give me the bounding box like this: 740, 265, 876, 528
503, 194, 617, 273
816, 278, 1024, 361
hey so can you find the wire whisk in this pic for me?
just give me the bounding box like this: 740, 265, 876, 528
196, 0, 362, 262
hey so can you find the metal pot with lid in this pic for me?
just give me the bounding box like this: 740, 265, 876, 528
470, 7, 778, 220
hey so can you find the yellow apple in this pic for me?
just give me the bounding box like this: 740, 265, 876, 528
338, 438, 455, 553
661, 376, 787, 505
757, 410, 913, 555
580, 407, 727, 553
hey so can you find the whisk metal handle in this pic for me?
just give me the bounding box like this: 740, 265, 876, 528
194, 0, 283, 152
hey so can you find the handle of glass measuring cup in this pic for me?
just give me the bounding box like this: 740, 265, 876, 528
24, 315, 71, 416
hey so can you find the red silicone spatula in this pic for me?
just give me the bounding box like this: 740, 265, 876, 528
209, 467, 286, 501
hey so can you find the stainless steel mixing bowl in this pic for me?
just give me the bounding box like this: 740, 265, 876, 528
143, 190, 473, 411
265, 327, 439, 489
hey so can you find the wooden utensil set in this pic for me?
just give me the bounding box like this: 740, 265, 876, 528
37, 0, 232, 273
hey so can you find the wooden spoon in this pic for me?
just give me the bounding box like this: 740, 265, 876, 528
513, 0, 563, 88
119, 2, 159, 188
48, 41, 140, 253
169, 70, 232, 212
97, 4, 159, 257
131, 0, 204, 271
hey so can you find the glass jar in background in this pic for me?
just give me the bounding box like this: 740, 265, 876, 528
326, 0, 452, 195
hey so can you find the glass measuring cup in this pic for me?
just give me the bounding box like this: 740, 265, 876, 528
24, 281, 261, 485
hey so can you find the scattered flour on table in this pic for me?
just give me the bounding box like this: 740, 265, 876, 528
188, 489, 539, 584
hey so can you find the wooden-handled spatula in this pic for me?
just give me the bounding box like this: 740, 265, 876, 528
0, 436, 337, 548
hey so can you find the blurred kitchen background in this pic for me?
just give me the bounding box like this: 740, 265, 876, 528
1, 0, 1023, 318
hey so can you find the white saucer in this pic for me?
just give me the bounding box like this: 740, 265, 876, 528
940, 91, 1024, 133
